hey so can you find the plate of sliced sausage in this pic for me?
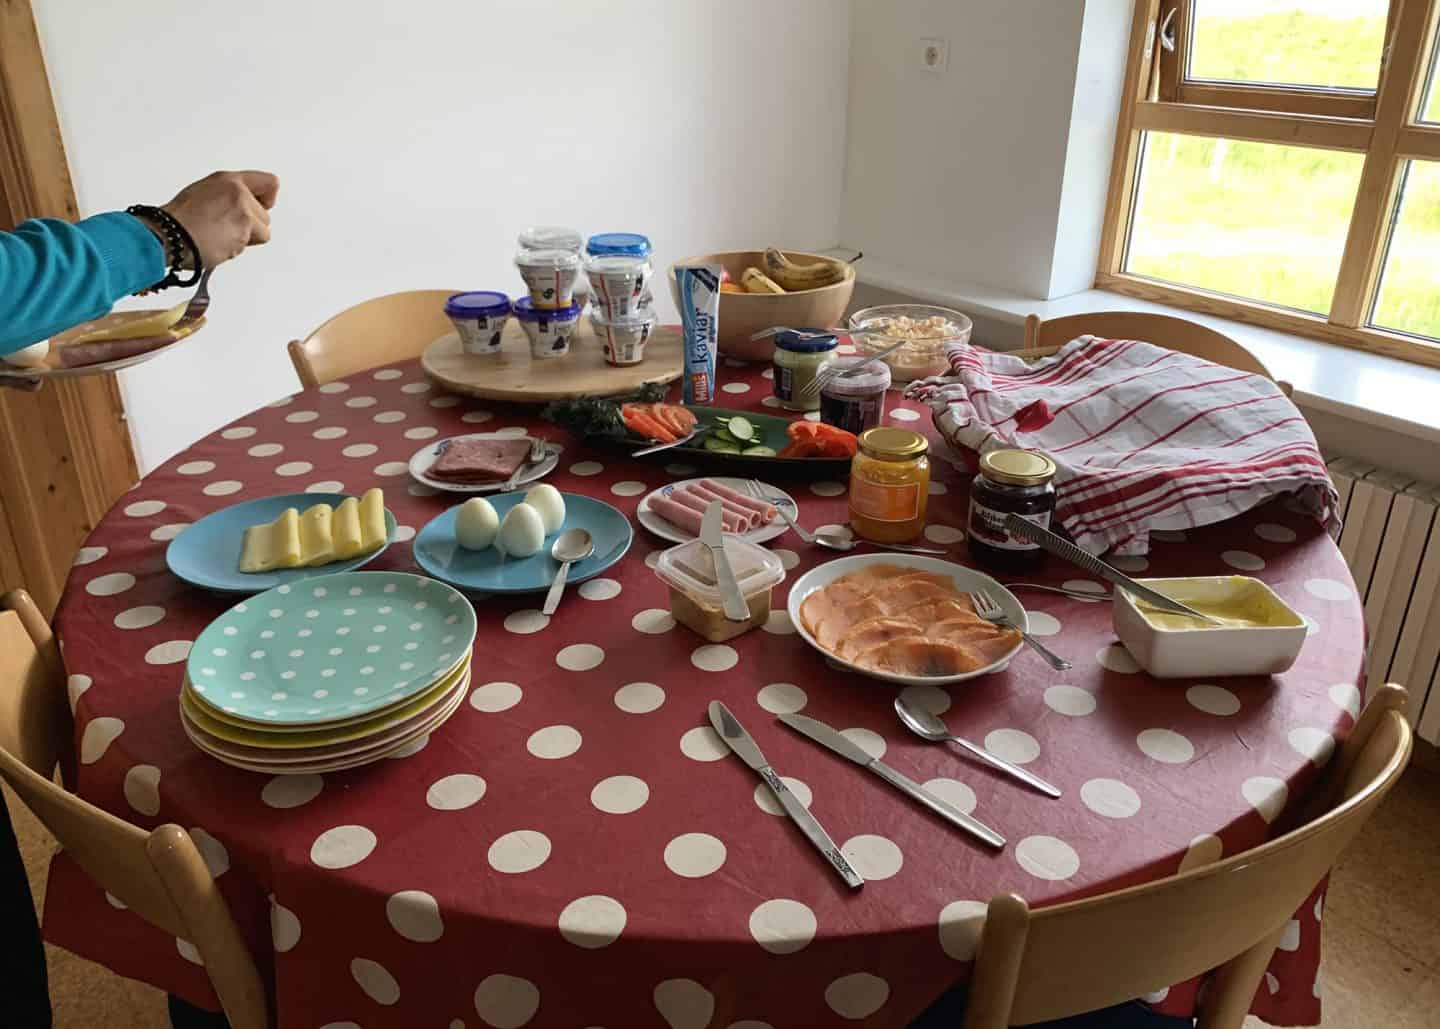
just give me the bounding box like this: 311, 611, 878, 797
637, 476, 798, 545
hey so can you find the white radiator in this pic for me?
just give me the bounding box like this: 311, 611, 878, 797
1326, 457, 1440, 745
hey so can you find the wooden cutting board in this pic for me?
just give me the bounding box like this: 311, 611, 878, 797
420, 319, 682, 402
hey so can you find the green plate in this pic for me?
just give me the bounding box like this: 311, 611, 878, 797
186, 571, 477, 726
601, 406, 852, 479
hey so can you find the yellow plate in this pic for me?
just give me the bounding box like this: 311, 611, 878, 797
179, 657, 469, 748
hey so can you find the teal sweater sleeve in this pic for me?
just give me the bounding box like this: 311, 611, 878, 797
0, 212, 166, 357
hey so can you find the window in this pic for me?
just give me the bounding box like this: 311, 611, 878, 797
1100, 0, 1440, 369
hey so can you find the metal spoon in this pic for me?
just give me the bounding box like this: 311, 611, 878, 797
541, 528, 594, 615
893, 695, 1062, 798
814, 532, 946, 555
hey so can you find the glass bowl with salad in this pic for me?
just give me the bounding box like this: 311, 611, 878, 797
847, 303, 973, 382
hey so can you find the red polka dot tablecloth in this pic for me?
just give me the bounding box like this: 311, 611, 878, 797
46, 356, 1362, 1028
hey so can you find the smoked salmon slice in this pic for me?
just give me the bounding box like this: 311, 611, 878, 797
851, 636, 987, 676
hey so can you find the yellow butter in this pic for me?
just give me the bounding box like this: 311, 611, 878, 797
358, 488, 387, 550
238, 508, 302, 572
332, 497, 365, 559
298, 504, 336, 566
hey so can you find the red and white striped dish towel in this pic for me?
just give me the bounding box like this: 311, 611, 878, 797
905, 335, 1340, 555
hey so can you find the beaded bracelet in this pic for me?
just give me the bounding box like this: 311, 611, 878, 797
126, 204, 203, 290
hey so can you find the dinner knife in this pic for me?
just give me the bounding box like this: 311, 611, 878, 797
778, 714, 1006, 850
1003, 514, 1221, 625
707, 701, 864, 889
700, 501, 752, 622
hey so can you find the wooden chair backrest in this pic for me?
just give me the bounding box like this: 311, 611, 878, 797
0, 592, 268, 1029
287, 288, 461, 388
965, 684, 1411, 1029
1019, 311, 1287, 391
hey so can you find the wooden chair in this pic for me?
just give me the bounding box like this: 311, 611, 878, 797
963, 683, 1411, 1029
1018, 311, 1292, 396
286, 289, 462, 388
0, 590, 268, 1029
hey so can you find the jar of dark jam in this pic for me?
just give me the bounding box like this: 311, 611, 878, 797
967, 449, 1057, 573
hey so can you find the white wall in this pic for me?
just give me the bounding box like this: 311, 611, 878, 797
840, 0, 1125, 300
34, 0, 851, 471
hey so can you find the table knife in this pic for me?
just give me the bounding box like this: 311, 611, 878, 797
1003, 513, 1220, 624
779, 713, 1006, 850
707, 701, 864, 889
700, 501, 751, 622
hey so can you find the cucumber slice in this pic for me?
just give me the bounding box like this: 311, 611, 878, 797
740, 445, 777, 457
704, 437, 742, 454
713, 428, 739, 445
726, 417, 756, 442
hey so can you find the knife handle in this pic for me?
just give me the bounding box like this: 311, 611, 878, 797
761, 768, 864, 889
868, 761, 1006, 849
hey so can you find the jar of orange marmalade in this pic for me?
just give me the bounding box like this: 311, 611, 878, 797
848, 427, 930, 542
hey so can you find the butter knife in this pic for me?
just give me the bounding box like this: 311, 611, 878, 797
779, 713, 1006, 849
700, 501, 751, 622
707, 701, 864, 889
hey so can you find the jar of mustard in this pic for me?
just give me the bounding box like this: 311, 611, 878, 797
967, 449, 1057, 573
849, 427, 930, 542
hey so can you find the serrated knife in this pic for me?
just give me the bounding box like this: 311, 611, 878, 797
707, 701, 864, 888
779, 713, 1006, 850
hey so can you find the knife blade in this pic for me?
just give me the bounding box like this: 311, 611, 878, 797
707, 701, 864, 888
779, 713, 1006, 849
700, 501, 752, 622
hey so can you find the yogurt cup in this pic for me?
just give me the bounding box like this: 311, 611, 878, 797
517, 225, 583, 254
590, 309, 657, 366
514, 297, 581, 359
586, 232, 652, 259
514, 248, 581, 309
585, 253, 653, 318
444, 291, 512, 356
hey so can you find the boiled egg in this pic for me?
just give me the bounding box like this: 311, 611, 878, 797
454, 497, 499, 551
524, 483, 566, 534
496, 502, 545, 558
3, 339, 51, 368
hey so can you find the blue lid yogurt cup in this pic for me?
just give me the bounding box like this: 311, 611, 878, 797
444, 291, 511, 356
586, 233, 652, 259
513, 297, 582, 360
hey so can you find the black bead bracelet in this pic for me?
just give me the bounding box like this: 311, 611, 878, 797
126, 203, 203, 290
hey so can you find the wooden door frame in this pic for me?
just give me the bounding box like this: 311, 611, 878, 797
0, 0, 140, 612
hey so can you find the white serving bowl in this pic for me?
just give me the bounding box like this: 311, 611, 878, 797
1112, 576, 1306, 679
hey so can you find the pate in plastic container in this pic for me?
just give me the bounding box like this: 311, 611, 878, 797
514, 248, 581, 309
513, 297, 581, 360
444, 291, 512, 356
655, 535, 785, 642
585, 253, 653, 318
590, 308, 658, 366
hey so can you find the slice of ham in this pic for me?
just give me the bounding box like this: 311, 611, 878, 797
699, 479, 777, 522
667, 489, 748, 533
57, 335, 174, 369
686, 484, 761, 529
428, 437, 532, 482
648, 495, 709, 536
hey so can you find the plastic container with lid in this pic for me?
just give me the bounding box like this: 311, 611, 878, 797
820, 357, 890, 433
514, 248, 581, 309
585, 253, 653, 318
513, 297, 582, 360
655, 535, 786, 642
586, 232, 652, 259
849, 427, 931, 543
590, 308, 657, 366
771, 329, 837, 412
517, 225, 583, 254
444, 291, 512, 356
967, 449, 1057, 573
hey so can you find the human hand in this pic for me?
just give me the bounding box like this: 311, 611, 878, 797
159, 170, 280, 270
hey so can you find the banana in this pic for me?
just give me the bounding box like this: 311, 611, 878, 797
762, 247, 847, 291
741, 267, 787, 294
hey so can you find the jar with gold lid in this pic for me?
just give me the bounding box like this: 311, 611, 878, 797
967, 449, 1057, 572
848, 427, 930, 543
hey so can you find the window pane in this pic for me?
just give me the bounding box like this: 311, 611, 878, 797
1371, 161, 1440, 340
1189, 0, 1389, 91
1422, 31, 1440, 123
1125, 133, 1365, 315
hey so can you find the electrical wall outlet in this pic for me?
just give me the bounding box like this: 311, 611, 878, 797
919, 37, 948, 74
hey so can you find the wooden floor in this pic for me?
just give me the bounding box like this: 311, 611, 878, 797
7, 758, 1439, 1027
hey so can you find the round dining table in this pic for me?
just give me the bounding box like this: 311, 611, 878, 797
44, 353, 1362, 1029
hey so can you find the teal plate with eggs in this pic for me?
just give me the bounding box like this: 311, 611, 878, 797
186, 571, 477, 725
412, 491, 632, 593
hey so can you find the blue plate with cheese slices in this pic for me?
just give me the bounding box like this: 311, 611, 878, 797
166, 493, 397, 594
412, 491, 632, 593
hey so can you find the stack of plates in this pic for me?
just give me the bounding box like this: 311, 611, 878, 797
181, 571, 477, 774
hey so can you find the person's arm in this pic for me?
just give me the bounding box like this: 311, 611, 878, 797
0, 213, 164, 356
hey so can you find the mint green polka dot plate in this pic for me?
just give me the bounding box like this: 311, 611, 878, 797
186, 571, 477, 726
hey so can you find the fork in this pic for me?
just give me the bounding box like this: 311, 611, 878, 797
501, 436, 549, 492
968, 588, 1071, 671
799, 335, 912, 401
746, 479, 815, 543
179, 268, 213, 324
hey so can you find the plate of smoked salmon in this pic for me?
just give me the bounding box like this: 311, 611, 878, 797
789, 556, 1026, 684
